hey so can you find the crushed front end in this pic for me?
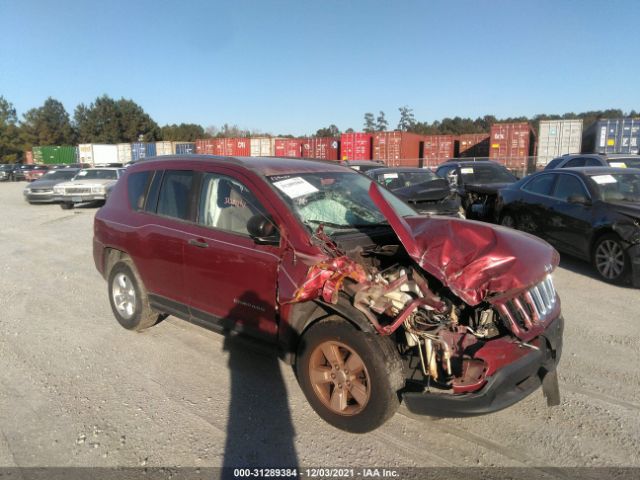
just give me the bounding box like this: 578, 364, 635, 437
288, 182, 565, 417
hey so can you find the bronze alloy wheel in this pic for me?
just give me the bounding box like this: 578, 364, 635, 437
308, 340, 371, 416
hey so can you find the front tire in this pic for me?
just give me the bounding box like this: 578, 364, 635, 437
296, 318, 404, 433
108, 259, 159, 331
60, 202, 74, 210
592, 234, 629, 284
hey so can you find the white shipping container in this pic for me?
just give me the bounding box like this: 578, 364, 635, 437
537, 119, 583, 165
250, 137, 274, 157
117, 143, 132, 164
93, 144, 119, 165
156, 141, 173, 156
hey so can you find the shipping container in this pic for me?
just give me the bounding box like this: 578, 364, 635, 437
25, 150, 34, 165
206, 138, 251, 156
250, 137, 274, 157
195, 139, 215, 155
117, 143, 132, 164
301, 137, 340, 161
535, 120, 583, 165
489, 123, 535, 169
78, 144, 119, 165
274, 139, 303, 157
131, 142, 157, 162
422, 135, 455, 167
456, 134, 490, 158
371, 132, 422, 167
156, 141, 173, 156
32, 146, 77, 165
172, 142, 196, 155
582, 118, 640, 155
340, 133, 372, 161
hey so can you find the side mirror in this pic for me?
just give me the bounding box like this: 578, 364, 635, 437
567, 194, 590, 205
247, 214, 280, 246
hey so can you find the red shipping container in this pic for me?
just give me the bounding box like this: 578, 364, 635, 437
456, 134, 490, 158
489, 123, 534, 168
195, 138, 251, 156
340, 133, 372, 161
195, 139, 216, 155
372, 132, 422, 167
274, 139, 303, 157
301, 137, 340, 161
422, 135, 455, 167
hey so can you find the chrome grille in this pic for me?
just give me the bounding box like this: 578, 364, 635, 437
31, 188, 53, 193
498, 276, 557, 333
64, 187, 92, 195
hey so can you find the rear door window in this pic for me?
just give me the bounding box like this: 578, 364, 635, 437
522, 174, 556, 196
563, 158, 586, 168
156, 170, 195, 220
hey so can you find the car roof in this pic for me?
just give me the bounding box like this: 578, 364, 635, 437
367, 167, 429, 174
559, 166, 640, 175
438, 160, 504, 168
130, 155, 352, 176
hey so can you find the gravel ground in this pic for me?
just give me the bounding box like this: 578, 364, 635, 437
0, 181, 639, 475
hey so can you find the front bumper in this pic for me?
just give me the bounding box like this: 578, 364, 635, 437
54, 194, 107, 204
402, 315, 564, 417
24, 191, 56, 203
628, 244, 640, 288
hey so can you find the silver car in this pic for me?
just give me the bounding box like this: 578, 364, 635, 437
53, 167, 125, 209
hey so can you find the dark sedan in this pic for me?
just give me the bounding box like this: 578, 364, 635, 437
23, 168, 80, 203
366, 167, 462, 217
435, 160, 518, 220
544, 153, 640, 170
496, 167, 640, 286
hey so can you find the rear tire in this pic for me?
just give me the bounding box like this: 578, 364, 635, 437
108, 259, 159, 331
592, 233, 629, 284
296, 317, 404, 433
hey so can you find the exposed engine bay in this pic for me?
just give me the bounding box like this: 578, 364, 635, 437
292, 227, 547, 397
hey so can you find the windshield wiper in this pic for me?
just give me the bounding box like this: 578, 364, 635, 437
304, 219, 356, 230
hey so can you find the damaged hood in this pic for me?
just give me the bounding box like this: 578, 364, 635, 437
369, 183, 559, 305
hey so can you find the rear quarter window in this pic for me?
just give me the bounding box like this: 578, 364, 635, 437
127, 171, 152, 210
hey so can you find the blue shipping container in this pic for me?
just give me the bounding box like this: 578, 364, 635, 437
131, 142, 158, 161
583, 118, 640, 154
174, 142, 196, 155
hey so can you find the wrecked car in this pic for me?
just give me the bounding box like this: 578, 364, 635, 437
365, 167, 463, 217
94, 156, 563, 433
435, 160, 518, 221
496, 167, 640, 286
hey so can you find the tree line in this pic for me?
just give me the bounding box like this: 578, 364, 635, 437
0, 94, 637, 163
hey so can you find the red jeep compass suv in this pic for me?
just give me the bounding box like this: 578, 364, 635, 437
94, 155, 564, 433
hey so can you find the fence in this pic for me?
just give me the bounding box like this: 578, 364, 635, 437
383, 156, 546, 179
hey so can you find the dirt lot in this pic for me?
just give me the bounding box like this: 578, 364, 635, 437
0, 181, 639, 475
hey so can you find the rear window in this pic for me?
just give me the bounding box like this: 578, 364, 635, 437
127, 171, 152, 211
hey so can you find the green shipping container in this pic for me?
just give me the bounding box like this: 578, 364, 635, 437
32, 146, 78, 165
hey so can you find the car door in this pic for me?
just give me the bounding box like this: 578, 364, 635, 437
134, 169, 196, 312
545, 173, 593, 258
183, 169, 281, 340
517, 173, 558, 236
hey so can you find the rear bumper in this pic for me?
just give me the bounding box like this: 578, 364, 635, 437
402, 315, 564, 417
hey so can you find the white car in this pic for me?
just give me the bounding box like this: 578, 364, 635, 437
53, 167, 125, 209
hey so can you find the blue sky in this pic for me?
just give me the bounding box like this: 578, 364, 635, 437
1, 0, 638, 136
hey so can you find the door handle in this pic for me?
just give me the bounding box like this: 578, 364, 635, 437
188, 239, 209, 248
